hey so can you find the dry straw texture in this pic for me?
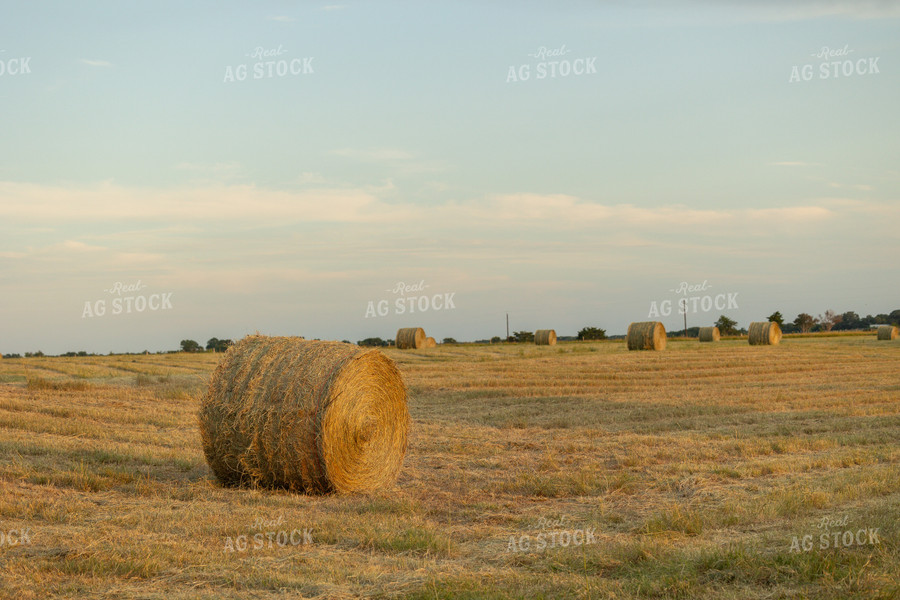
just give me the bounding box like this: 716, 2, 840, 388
198, 335, 409, 494
535, 329, 557, 345
396, 327, 426, 350
699, 326, 721, 342
422, 337, 437, 348
877, 325, 898, 340
626, 321, 666, 351
748, 321, 782, 345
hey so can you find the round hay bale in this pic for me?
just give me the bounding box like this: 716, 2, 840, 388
748, 321, 782, 345
422, 337, 437, 348
396, 327, 426, 350
626, 321, 666, 351
198, 335, 409, 494
698, 326, 720, 342
535, 329, 557, 346
877, 325, 898, 340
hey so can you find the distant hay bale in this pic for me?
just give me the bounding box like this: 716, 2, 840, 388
748, 321, 782, 345
535, 329, 557, 346
626, 321, 666, 351
699, 326, 720, 342
877, 325, 898, 340
396, 327, 426, 349
422, 337, 437, 348
198, 335, 409, 494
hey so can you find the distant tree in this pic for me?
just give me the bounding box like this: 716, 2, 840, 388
341, 340, 351, 344
890, 309, 900, 326
24, 351, 44, 358
491, 336, 501, 343
180, 339, 202, 353
793, 313, 816, 333
357, 337, 388, 347
206, 337, 234, 352
817, 310, 841, 332
3, 353, 22, 359
442, 337, 457, 344
715, 315, 738, 336
767, 311, 784, 326
512, 331, 534, 343
578, 326, 607, 341
834, 311, 864, 331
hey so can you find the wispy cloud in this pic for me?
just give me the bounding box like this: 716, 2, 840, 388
330, 148, 414, 161
2, 182, 880, 234
0, 181, 400, 224
267, 15, 295, 22
329, 148, 450, 176
827, 181, 875, 191
57, 240, 106, 252
456, 194, 836, 228
694, 0, 900, 21
295, 172, 328, 185
175, 161, 243, 179
79, 59, 112, 68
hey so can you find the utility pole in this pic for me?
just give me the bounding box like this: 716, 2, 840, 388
682, 299, 688, 337
506, 313, 509, 342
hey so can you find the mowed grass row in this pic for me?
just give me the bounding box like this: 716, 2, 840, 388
0, 337, 897, 599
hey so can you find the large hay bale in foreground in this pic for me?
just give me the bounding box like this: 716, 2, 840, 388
422, 337, 437, 348
877, 325, 898, 340
198, 336, 409, 494
396, 327, 426, 349
535, 329, 557, 346
626, 321, 666, 351
699, 326, 720, 342
748, 321, 782, 345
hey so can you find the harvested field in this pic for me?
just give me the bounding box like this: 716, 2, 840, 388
0, 336, 898, 599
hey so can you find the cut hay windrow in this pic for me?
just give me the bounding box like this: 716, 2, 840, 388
396, 327, 426, 350
198, 335, 409, 494
422, 337, 437, 348
699, 326, 720, 342
626, 321, 666, 351
748, 321, 782, 345
535, 329, 557, 346
877, 325, 898, 340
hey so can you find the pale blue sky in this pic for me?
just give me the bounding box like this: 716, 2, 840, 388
1, 1, 898, 353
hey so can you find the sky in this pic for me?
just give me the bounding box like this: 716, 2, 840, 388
1, 1, 898, 354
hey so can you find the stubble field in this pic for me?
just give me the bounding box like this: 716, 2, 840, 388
0, 335, 898, 599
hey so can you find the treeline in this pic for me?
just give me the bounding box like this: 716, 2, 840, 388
3, 309, 896, 358
178, 338, 235, 353
675, 309, 900, 337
